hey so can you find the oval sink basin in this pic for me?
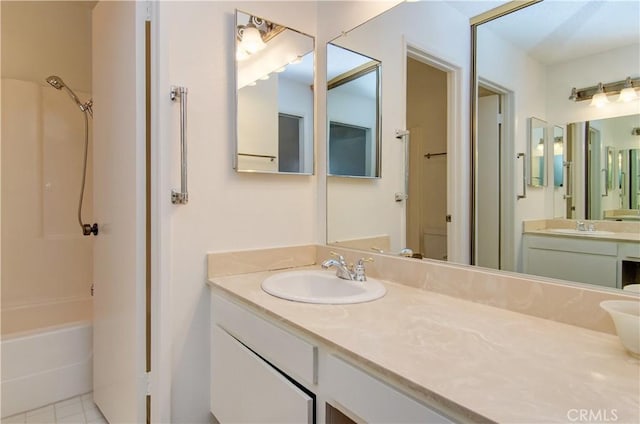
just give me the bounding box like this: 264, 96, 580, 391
548, 228, 615, 236
261, 270, 386, 304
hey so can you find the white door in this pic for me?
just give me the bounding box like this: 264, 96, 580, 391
92, 1, 148, 422
477, 95, 500, 269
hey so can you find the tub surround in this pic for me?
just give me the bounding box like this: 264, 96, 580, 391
523, 219, 640, 242
207, 245, 639, 423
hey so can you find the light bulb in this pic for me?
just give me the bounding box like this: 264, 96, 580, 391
618, 87, 638, 102
259, 74, 270, 81
618, 78, 638, 102
236, 48, 249, 61
288, 56, 303, 65
274, 66, 286, 73
590, 83, 609, 108
240, 25, 265, 54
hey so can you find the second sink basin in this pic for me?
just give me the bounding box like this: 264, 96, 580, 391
261, 270, 386, 304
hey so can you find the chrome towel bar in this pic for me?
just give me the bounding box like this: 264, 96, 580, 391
171, 86, 188, 205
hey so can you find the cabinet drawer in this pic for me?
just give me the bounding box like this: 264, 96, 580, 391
211, 293, 317, 385
325, 355, 452, 423
620, 242, 640, 259
211, 325, 313, 424
524, 235, 617, 256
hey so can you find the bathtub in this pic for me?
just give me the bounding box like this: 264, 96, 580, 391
1, 297, 93, 417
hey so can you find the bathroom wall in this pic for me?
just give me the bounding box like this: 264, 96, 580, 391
1, 2, 93, 318
153, 1, 402, 421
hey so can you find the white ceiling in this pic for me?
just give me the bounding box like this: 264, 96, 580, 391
449, 0, 640, 65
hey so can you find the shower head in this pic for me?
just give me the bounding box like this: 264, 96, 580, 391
45, 75, 93, 117
46, 75, 65, 90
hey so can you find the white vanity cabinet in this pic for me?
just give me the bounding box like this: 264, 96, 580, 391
210, 291, 455, 424
211, 325, 313, 423
522, 234, 640, 288
210, 294, 316, 423
522, 234, 618, 287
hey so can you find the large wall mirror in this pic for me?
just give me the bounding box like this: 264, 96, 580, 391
325, 1, 464, 258
234, 10, 314, 174
473, 0, 640, 291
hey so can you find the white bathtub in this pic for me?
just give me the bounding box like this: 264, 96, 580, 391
1, 298, 93, 417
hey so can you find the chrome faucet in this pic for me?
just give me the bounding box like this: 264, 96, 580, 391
576, 220, 595, 232
321, 252, 372, 282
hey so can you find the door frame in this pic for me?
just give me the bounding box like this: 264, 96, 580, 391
477, 78, 515, 271
403, 40, 464, 263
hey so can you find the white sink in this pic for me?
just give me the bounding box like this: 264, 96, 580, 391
600, 300, 640, 358
548, 228, 615, 236
261, 270, 386, 304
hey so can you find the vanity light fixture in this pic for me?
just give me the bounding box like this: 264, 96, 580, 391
236, 15, 284, 58
590, 83, 609, 108
569, 76, 640, 106
618, 77, 638, 102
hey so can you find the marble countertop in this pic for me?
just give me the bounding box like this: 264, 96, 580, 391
524, 229, 640, 242
208, 267, 640, 423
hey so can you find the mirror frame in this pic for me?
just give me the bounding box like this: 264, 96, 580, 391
470, 0, 542, 264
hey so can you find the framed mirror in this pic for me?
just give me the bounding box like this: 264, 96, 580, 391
327, 44, 381, 178
234, 10, 314, 174
528, 117, 547, 187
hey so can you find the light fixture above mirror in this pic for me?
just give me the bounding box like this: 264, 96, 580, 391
236, 15, 285, 60
568, 76, 639, 106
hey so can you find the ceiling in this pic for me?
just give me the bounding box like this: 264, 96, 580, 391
450, 0, 640, 65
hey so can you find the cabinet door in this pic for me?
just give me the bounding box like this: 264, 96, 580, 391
524, 249, 617, 288
211, 325, 313, 424
325, 355, 452, 423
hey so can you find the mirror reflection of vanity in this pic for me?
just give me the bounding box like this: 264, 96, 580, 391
323, 0, 639, 293
234, 10, 314, 174
473, 0, 640, 290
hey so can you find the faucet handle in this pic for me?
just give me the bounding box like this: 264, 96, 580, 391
330, 251, 347, 264
354, 257, 373, 282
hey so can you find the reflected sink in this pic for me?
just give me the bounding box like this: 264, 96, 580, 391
261, 270, 386, 304
548, 228, 615, 236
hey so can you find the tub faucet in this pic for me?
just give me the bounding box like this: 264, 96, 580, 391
576, 220, 587, 231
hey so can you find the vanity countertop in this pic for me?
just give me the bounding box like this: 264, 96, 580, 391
208, 267, 640, 423
524, 229, 640, 242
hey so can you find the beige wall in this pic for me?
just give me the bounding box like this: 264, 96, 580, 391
1, 1, 93, 312
1, 1, 94, 91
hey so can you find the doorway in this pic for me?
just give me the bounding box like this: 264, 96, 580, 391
475, 82, 514, 271
405, 57, 448, 260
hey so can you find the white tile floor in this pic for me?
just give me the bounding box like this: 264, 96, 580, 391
2, 393, 107, 424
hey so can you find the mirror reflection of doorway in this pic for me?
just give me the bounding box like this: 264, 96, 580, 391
476, 82, 516, 272
405, 57, 447, 260
476, 86, 502, 269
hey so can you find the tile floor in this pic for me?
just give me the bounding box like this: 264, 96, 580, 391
2, 393, 107, 424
